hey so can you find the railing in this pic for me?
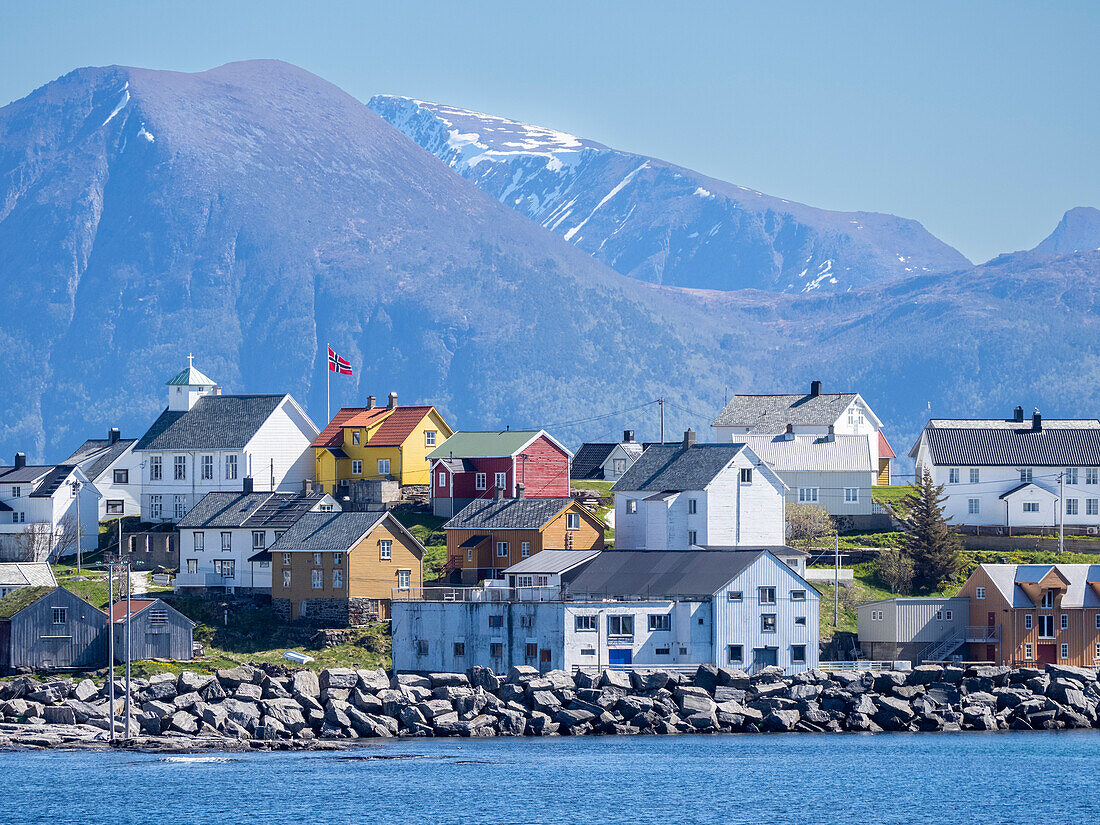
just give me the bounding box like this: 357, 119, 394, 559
392, 586, 562, 603
174, 572, 235, 588
964, 625, 1000, 642
819, 660, 910, 672
572, 664, 701, 675
919, 626, 1000, 663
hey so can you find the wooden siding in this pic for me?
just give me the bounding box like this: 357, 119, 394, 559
113, 603, 193, 661
1, 588, 108, 672
518, 436, 571, 498
876, 458, 891, 486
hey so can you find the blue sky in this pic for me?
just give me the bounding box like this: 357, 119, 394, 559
1, 1, 1096, 262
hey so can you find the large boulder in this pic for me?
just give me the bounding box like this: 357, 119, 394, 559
216, 665, 259, 689
292, 670, 321, 698
1046, 663, 1097, 683
468, 666, 504, 692
178, 671, 213, 693
599, 670, 631, 691
762, 710, 800, 732
320, 668, 359, 691
169, 710, 199, 734
631, 671, 670, 693
357, 669, 391, 692
428, 672, 470, 688
73, 679, 99, 703
42, 705, 77, 725
221, 698, 261, 730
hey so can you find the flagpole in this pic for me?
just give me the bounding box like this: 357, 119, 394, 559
326, 344, 331, 423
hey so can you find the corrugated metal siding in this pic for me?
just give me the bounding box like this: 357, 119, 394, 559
926, 427, 1100, 467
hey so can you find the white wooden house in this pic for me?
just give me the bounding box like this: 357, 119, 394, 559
572, 431, 645, 482
0, 456, 100, 562
133, 360, 319, 523
64, 428, 141, 520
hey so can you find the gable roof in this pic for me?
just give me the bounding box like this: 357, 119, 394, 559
712, 391, 871, 431
28, 465, 78, 498
572, 444, 617, 479
445, 497, 576, 531
135, 394, 287, 451
367, 406, 440, 447
914, 424, 1100, 466
503, 548, 603, 576
312, 407, 386, 448
998, 482, 1057, 500
980, 563, 1100, 608
612, 444, 745, 493
177, 491, 329, 529
0, 465, 54, 485
167, 364, 217, 386
0, 585, 55, 618
737, 434, 874, 473
64, 437, 136, 481
110, 597, 196, 626
564, 550, 783, 599
878, 431, 896, 460
0, 563, 57, 589
270, 511, 423, 557
427, 430, 571, 460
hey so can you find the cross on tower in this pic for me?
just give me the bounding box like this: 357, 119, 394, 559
187, 353, 194, 368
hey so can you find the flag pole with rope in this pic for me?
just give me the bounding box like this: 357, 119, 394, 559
326, 342, 330, 424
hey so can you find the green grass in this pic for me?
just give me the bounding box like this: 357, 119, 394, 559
393, 511, 447, 583
52, 563, 113, 609
872, 485, 914, 519
571, 479, 614, 497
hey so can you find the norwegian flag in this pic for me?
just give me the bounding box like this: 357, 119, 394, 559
327, 346, 353, 375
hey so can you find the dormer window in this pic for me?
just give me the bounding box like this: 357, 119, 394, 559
1041, 590, 1054, 609
352, 431, 360, 446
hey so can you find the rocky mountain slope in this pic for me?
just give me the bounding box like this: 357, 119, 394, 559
368, 95, 972, 294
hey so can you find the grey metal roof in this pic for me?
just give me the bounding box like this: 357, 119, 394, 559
0, 563, 57, 588
572, 443, 617, 479
445, 497, 573, 531
698, 544, 810, 558
134, 394, 287, 451
177, 491, 328, 529
981, 563, 1100, 608
712, 392, 858, 431
612, 444, 744, 493
0, 465, 53, 484
503, 548, 602, 575
64, 437, 136, 481
269, 511, 414, 554
998, 482, 1057, 500
737, 434, 873, 473
28, 465, 77, 498
919, 426, 1100, 467
564, 550, 765, 599
435, 457, 476, 473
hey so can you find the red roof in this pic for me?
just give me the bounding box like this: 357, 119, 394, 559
311, 407, 388, 448
878, 431, 896, 460
367, 406, 438, 446
111, 599, 156, 623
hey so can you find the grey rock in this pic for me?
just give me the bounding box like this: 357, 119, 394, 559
173, 691, 202, 710
320, 668, 359, 690
507, 665, 539, 683
42, 705, 76, 725
762, 710, 800, 731
177, 671, 213, 693
234, 683, 263, 702
599, 670, 631, 690
73, 679, 99, 702
169, 711, 199, 734
351, 690, 382, 714
356, 668, 390, 692
291, 670, 320, 698
428, 672, 470, 688
631, 671, 670, 693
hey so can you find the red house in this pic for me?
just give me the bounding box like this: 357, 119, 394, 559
428, 430, 573, 517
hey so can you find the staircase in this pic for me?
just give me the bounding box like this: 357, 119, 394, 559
919, 631, 965, 663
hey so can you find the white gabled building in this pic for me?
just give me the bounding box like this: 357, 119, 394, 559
64, 428, 141, 520
571, 431, 645, 483
712, 380, 895, 486
611, 430, 788, 550
0, 456, 100, 562
133, 360, 319, 523
910, 407, 1100, 530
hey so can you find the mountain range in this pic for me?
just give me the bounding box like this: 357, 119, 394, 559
0, 60, 1097, 466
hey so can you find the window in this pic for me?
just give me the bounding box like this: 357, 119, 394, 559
1067, 499, 1079, 516
425, 430, 436, 447
174, 495, 187, 519
52, 607, 67, 624
968, 498, 980, 515
351, 431, 360, 446
174, 455, 186, 480
490, 642, 503, 658
791, 589, 806, 601
567, 512, 580, 530
976, 586, 985, 600
187, 559, 198, 574
727, 591, 743, 602
946, 610, 953, 621
1019, 468, 1033, 483
397, 569, 411, 589
333, 552, 342, 566
437, 471, 446, 487
220, 532, 232, 551
252, 531, 265, 550
688, 530, 697, 546
352, 460, 362, 475
608, 615, 634, 636
936, 610, 943, 621
627, 499, 637, 514
969, 468, 980, 484
949, 468, 960, 484
575, 614, 597, 631
525, 642, 538, 658
10, 486, 19, 498
225, 455, 237, 480
652, 647, 669, 655
740, 468, 752, 484
13, 512, 23, 524
201, 455, 214, 480
475, 473, 487, 490
380, 540, 392, 560
106, 500, 124, 515
688, 498, 697, 515
761, 614, 777, 632
194, 532, 205, 551
727, 645, 743, 664
150, 495, 163, 519
313, 552, 323, 566
520, 541, 530, 557
333, 569, 343, 589
150, 456, 162, 481
453, 641, 465, 657
496, 541, 509, 558
613, 459, 626, 475
1066, 468, 1079, 485
467, 547, 473, 562
311, 569, 323, 589
113, 469, 129, 484
844, 487, 859, 503
1096, 614, 1100, 630
798, 487, 818, 503
1089, 468, 1099, 485
282, 553, 291, 565
1089, 499, 1099, 516
1041, 590, 1054, 609
416, 640, 429, 656
489, 472, 504, 490
1038, 615, 1055, 638
795, 616, 807, 626
1061, 613, 1069, 630
1023, 502, 1040, 513
378, 459, 390, 476
283, 570, 291, 588
758, 587, 777, 604
488, 615, 504, 628
515, 575, 533, 588
1061, 643, 1069, 660
791, 644, 807, 664
214, 559, 235, 577
648, 613, 671, 631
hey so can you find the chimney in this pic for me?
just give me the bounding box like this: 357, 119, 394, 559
13, 453, 25, 470
366, 395, 376, 410
243, 476, 254, 494
827, 424, 835, 442
810, 380, 822, 398
784, 423, 795, 441
387, 392, 398, 410
682, 429, 696, 449
302, 479, 313, 496
623, 430, 634, 443
1032, 410, 1042, 432
108, 427, 121, 444
494, 486, 503, 501
516, 483, 525, 499
1014, 406, 1024, 423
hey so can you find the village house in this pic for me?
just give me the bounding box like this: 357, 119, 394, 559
442, 496, 605, 585
133, 359, 319, 523
428, 430, 572, 518
312, 393, 453, 496
571, 430, 645, 483
111, 598, 195, 661
712, 380, 895, 485
391, 549, 819, 674
0, 455, 100, 562
612, 430, 788, 551
910, 408, 1100, 530
0, 586, 108, 673
499, 548, 603, 595
175, 482, 339, 594
856, 596, 972, 663
0, 562, 57, 599
271, 510, 426, 624
63, 428, 141, 520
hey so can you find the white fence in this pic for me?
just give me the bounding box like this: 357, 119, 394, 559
819, 660, 911, 673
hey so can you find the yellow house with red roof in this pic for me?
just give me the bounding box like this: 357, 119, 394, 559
312, 393, 453, 493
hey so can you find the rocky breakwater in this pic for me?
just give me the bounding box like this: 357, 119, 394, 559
1, 662, 1099, 749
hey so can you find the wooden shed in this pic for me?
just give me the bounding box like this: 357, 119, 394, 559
111, 598, 195, 662
0, 586, 108, 673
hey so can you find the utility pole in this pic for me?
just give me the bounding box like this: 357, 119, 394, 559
124, 559, 132, 738
833, 532, 839, 629
658, 397, 665, 444
1059, 471, 1065, 554
71, 479, 82, 573
107, 559, 115, 741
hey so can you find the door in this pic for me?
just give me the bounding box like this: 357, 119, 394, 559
149, 632, 171, 659
987, 612, 996, 628
608, 648, 632, 667
753, 647, 778, 671
538, 648, 552, 674
1037, 644, 1057, 665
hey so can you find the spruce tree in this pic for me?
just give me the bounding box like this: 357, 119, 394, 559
903, 470, 963, 592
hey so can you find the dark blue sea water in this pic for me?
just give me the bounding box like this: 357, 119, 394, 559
4, 732, 1099, 824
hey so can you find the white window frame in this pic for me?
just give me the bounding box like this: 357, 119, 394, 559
627, 499, 637, 514
352, 460, 363, 476
150, 494, 162, 519
761, 614, 777, 633
425, 430, 436, 447
976, 586, 985, 600
521, 541, 530, 557
968, 498, 980, 515
1061, 643, 1069, 660
949, 468, 960, 484
1061, 613, 1069, 630
187, 559, 199, 574
1024, 643, 1033, 660
311, 569, 323, 589
608, 614, 634, 636
437, 471, 446, 487
378, 459, 390, 476
397, 569, 411, 589
225, 455, 238, 480
648, 613, 671, 632
496, 541, 509, 558
52, 607, 67, 625
798, 487, 818, 503
1067, 498, 1079, 516
1023, 502, 1039, 513
283, 570, 291, 588
379, 540, 392, 560
174, 495, 187, 520
494, 471, 506, 489
113, 469, 128, 484
351, 431, 360, 446
475, 473, 487, 491
200, 455, 214, 480
150, 456, 162, 481
333, 569, 343, 589
1066, 468, 1079, 485
567, 512, 580, 530
252, 531, 265, 550
1038, 615, 1055, 639
221, 532, 232, 551
1020, 468, 1033, 483
844, 487, 859, 503
174, 455, 187, 480
1041, 590, 1054, 609
969, 468, 980, 484
574, 614, 597, 631
1088, 468, 1099, 485
758, 586, 777, 604
194, 532, 204, 552
1088, 499, 1099, 516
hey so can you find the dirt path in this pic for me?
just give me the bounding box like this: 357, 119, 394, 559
129, 570, 153, 597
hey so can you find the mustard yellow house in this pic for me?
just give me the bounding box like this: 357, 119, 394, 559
312, 394, 453, 493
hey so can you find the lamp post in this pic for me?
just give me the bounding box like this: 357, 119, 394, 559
70, 479, 82, 573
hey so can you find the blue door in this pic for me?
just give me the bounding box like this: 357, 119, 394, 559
608, 648, 632, 666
